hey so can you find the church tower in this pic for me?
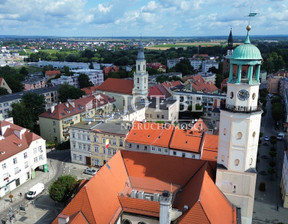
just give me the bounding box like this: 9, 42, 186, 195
216, 25, 262, 224
223, 28, 234, 75
132, 42, 148, 98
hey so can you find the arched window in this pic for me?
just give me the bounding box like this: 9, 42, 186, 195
122, 219, 132, 224
236, 132, 242, 140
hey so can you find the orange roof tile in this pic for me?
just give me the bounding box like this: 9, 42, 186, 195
162, 80, 182, 89
81, 85, 99, 95
0, 121, 42, 162
191, 118, 208, 133
39, 94, 114, 120
185, 74, 218, 93
103, 66, 119, 74
119, 196, 160, 217
53, 151, 237, 224
148, 84, 171, 98
169, 127, 203, 153
96, 78, 134, 95
125, 121, 174, 148
45, 70, 61, 76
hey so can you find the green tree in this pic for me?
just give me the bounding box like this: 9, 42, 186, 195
175, 58, 194, 75
49, 175, 78, 203
22, 92, 46, 123
89, 62, 94, 69
78, 74, 93, 89
191, 104, 204, 118
0, 87, 9, 96
270, 136, 277, 146
58, 83, 85, 103
8, 102, 34, 131
272, 102, 284, 121
63, 66, 71, 76
81, 49, 94, 59
19, 67, 29, 77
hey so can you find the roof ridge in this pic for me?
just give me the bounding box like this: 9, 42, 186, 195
179, 161, 208, 194
82, 185, 97, 224
198, 200, 210, 223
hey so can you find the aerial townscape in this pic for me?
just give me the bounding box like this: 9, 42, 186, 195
0, 1, 288, 224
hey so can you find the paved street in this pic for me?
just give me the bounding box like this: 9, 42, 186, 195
253, 96, 288, 223
0, 149, 91, 224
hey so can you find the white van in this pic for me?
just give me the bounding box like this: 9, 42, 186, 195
277, 133, 285, 140
26, 183, 44, 199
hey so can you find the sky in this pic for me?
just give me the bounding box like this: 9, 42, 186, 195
0, 0, 287, 37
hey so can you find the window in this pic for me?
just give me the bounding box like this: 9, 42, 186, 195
73, 154, 76, 160
72, 142, 76, 148
13, 158, 17, 164
39, 155, 43, 160
234, 159, 240, 166
144, 146, 147, 151
79, 155, 82, 161
79, 144, 82, 150
94, 158, 100, 166
25, 161, 28, 168
78, 133, 81, 139
88, 145, 91, 151
129, 144, 132, 148
14, 167, 20, 175
53, 121, 56, 126
182, 153, 185, 158
158, 148, 161, 152
173, 151, 176, 156
164, 149, 168, 153
38, 146, 43, 153
236, 132, 242, 140
157, 115, 160, 119
94, 146, 99, 153
223, 128, 227, 136
108, 149, 111, 155
83, 144, 86, 151
23, 152, 27, 159
233, 185, 237, 193
2, 163, 6, 169
102, 138, 106, 144
87, 135, 90, 141
94, 136, 98, 142
34, 157, 38, 163
230, 92, 234, 99
161, 115, 164, 119
112, 139, 116, 145
72, 133, 75, 138
33, 148, 37, 154
252, 131, 256, 137
53, 128, 56, 133
113, 149, 117, 155
152, 147, 155, 151
138, 65, 140, 71
252, 93, 256, 100
119, 139, 123, 147
192, 155, 195, 158
137, 145, 139, 149
137, 78, 139, 83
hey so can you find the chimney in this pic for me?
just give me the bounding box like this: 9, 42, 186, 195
58, 214, 69, 224
51, 105, 55, 113
159, 191, 172, 224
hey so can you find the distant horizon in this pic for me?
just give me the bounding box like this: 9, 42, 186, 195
0, 1, 287, 37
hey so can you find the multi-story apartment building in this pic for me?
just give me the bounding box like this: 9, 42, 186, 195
0, 86, 59, 118
70, 121, 129, 166
39, 94, 115, 143
51, 70, 104, 88
38, 61, 101, 70
0, 120, 47, 197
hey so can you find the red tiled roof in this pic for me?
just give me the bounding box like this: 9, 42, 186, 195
125, 121, 174, 148
184, 74, 218, 93
81, 86, 99, 95
169, 127, 203, 153
103, 66, 119, 74
119, 196, 160, 217
190, 118, 208, 133
45, 70, 61, 76
148, 84, 171, 98
162, 80, 182, 89
201, 134, 218, 162
0, 121, 42, 162
96, 78, 134, 95
39, 94, 115, 120
53, 150, 237, 224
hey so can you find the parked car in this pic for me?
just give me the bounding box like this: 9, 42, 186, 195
264, 136, 270, 141
26, 183, 44, 199
84, 168, 97, 175
277, 133, 285, 140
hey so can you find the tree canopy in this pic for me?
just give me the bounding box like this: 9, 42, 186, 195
0, 87, 9, 96
78, 74, 93, 89
58, 83, 85, 103
48, 175, 78, 203
9, 102, 34, 131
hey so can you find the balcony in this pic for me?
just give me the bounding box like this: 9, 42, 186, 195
221, 104, 262, 113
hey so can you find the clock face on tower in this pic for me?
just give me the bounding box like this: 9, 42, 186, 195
237, 89, 249, 101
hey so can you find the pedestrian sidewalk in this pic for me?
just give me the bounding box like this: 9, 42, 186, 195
0, 158, 59, 220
